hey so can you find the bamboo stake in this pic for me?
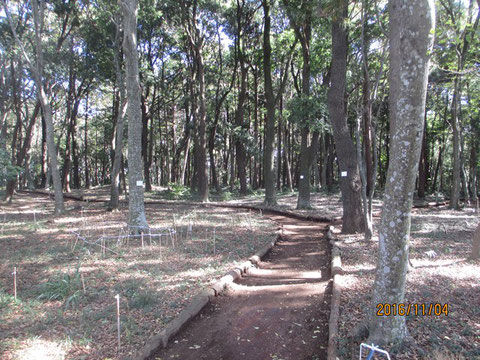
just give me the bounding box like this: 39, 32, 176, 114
13, 267, 17, 300
115, 294, 121, 350
81, 273, 86, 293
213, 228, 216, 254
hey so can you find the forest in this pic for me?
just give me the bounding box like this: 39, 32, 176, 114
0, 0, 479, 359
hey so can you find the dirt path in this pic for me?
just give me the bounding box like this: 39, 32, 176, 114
149, 213, 331, 360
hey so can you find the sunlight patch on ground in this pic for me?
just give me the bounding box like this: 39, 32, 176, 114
13, 338, 69, 360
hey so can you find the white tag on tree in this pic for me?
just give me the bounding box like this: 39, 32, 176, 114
300, 175, 304, 179
136, 180, 144, 187
341, 171, 347, 177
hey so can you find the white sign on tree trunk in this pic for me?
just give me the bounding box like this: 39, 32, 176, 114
341, 171, 347, 177
136, 180, 144, 187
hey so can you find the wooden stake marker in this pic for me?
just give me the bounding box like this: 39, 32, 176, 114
13, 267, 17, 300
115, 294, 121, 350
213, 228, 216, 254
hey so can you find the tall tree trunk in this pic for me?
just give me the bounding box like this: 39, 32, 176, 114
120, 0, 148, 230
40, 112, 47, 188
448, 1, 480, 207
110, 18, 126, 210
181, 0, 208, 201
327, 0, 364, 233
84, 93, 90, 189
471, 223, 480, 260
368, 0, 434, 345
235, 4, 248, 196
417, 117, 428, 198
355, 110, 373, 240
32, 0, 65, 214
295, 14, 313, 209
263, 0, 277, 205
450, 77, 461, 209
141, 91, 151, 192
470, 124, 479, 211
284, 116, 293, 192
3, 3, 63, 207
4, 60, 22, 203
62, 52, 75, 193
363, 68, 374, 197
196, 43, 208, 202
71, 98, 81, 189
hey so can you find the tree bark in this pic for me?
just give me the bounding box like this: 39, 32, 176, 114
3, 0, 65, 213
263, 0, 277, 205
471, 223, 480, 260
182, 0, 208, 201
368, 0, 434, 345
120, 0, 148, 230
84, 93, 90, 189
33, 1, 65, 214
234, 1, 248, 196
263, 1, 294, 204
196, 39, 208, 202
450, 77, 462, 209
293, 7, 314, 210
62, 53, 75, 193
110, 17, 126, 210
417, 117, 428, 198
327, 0, 364, 233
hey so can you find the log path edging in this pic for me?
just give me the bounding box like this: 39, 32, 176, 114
326, 225, 343, 360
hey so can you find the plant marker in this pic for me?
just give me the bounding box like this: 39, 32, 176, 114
115, 294, 121, 350
13, 267, 17, 300
81, 273, 86, 293
213, 228, 216, 254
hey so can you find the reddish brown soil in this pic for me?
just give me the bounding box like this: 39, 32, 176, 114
149, 213, 331, 360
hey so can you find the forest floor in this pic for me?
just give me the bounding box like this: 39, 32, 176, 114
0, 191, 277, 359
334, 204, 480, 360
1, 188, 479, 359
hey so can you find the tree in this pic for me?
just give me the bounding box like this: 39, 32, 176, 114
440, 0, 480, 209
181, 0, 208, 202
110, 12, 127, 210
263, 0, 294, 206
282, 0, 318, 209
120, 0, 148, 229
3, 0, 65, 214
471, 222, 480, 260
368, 0, 435, 345
327, 0, 364, 233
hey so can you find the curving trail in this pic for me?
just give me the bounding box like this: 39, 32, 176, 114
149, 213, 331, 360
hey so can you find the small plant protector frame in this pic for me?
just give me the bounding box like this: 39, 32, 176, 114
360, 343, 391, 360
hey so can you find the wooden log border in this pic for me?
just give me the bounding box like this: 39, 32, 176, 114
327, 225, 343, 360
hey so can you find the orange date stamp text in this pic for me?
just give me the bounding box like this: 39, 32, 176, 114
376, 303, 449, 316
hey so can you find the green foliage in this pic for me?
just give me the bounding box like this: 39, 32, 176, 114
37, 265, 83, 310
128, 291, 157, 310
164, 183, 191, 200
287, 94, 328, 131
220, 191, 233, 201
0, 149, 21, 186
0, 288, 19, 309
